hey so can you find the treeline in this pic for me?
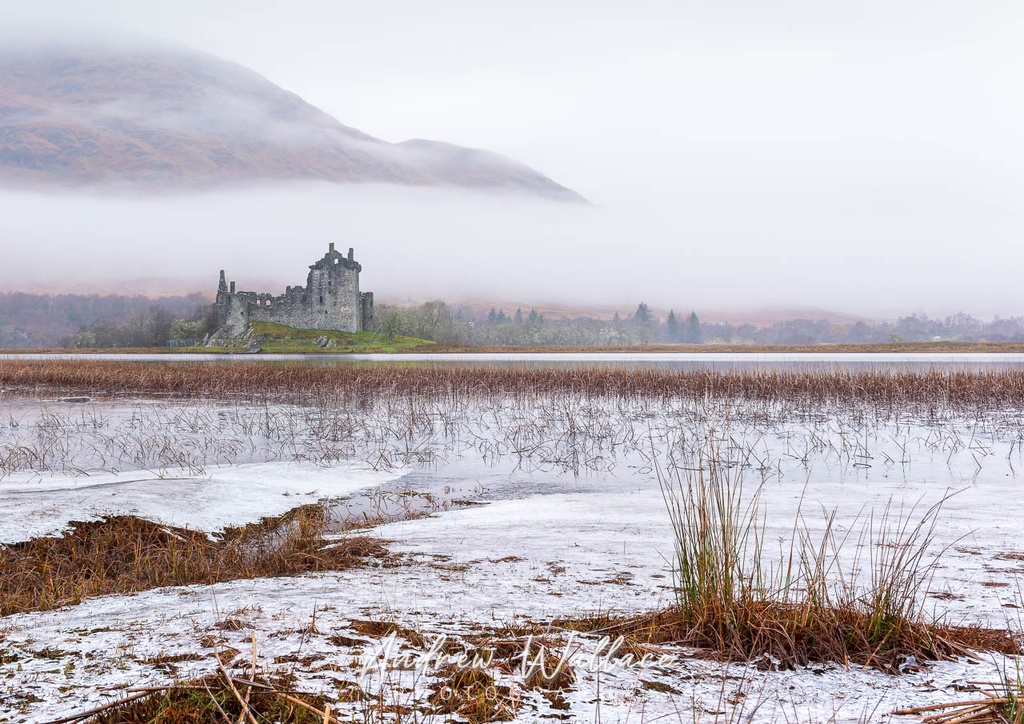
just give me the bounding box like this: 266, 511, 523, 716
372, 302, 1024, 346
71, 305, 219, 349
0, 293, 214, 348
716, 312, 1024, 345
4, 293, 1024, 349
370, 302, 715, 346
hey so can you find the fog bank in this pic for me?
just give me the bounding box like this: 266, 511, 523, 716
1, 182, 1021, 320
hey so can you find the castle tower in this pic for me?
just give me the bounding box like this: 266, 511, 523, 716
303, 243, 363, 332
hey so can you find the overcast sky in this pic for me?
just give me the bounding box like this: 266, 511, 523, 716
3, 1, 1024, 319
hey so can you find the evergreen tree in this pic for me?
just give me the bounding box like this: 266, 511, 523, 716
633, 302, 654, 344
633, 302, 652, 324
686, 311, 702, 343
666, 310, 679, 341
514, 308, 525, 324
528, 308, 540, 324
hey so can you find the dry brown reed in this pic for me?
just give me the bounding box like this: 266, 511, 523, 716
893, 668, 1024, 722
3, 360, 1024, 408
73, 671, 337, 724
427, 665, 518, 723
0, 505, 388, 617
558, 608, 1022, 675
611, 438, 1024, 673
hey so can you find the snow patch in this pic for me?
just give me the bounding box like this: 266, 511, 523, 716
0, 461, 404, 542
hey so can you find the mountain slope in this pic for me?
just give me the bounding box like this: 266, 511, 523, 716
0, 44, 584, 201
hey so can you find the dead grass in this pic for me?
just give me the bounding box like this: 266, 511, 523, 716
558, 606, 1022, 674
523, 656, 575, 691
78, 671, 337, 724
427, 665, 519, 723
349, 619, 428, 649
894, 669, 1024, 722
640, 437, 1024, 673
0, 505, 389, 616
4, 360, 1024, 409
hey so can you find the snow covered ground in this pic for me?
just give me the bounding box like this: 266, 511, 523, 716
0, 462, 402, 543
1, 391, 1023, 722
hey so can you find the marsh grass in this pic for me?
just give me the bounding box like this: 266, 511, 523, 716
1003, 682, 1024, 723
893, 664, 1024, 722
79, 671, 337, 724
997, 666, 1024, 724
0, 505, 389, 616
648, 440, 1020, 671
427, 665, 519, 723
4, 362, 1023, 482
4, 360, 1024, 410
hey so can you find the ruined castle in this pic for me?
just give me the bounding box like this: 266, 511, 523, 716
213, 244, 374, 334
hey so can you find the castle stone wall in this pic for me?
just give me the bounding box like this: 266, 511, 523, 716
213, 244, 373, 335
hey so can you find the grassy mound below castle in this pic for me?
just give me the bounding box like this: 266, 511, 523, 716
210, 322, 434, 354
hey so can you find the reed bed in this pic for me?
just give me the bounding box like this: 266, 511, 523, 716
0, 505, 388, 617
4, 360, 1024, 409
2, 368, 1020, 485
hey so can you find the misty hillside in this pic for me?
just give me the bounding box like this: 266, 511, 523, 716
0, 44, 583, 201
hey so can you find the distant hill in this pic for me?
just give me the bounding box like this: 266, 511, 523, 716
0, 43, 584, 201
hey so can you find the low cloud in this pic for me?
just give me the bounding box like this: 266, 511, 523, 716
1, 180, 1022, 320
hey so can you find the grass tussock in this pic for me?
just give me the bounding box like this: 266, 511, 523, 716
605, 438, 1024, 672
427, 665, 519, 723
4, 360, 1024, 409
81, 671, 338, 724
522, 656, 575, 692
561, 603, 1021, 676
0, 505, 388, 617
